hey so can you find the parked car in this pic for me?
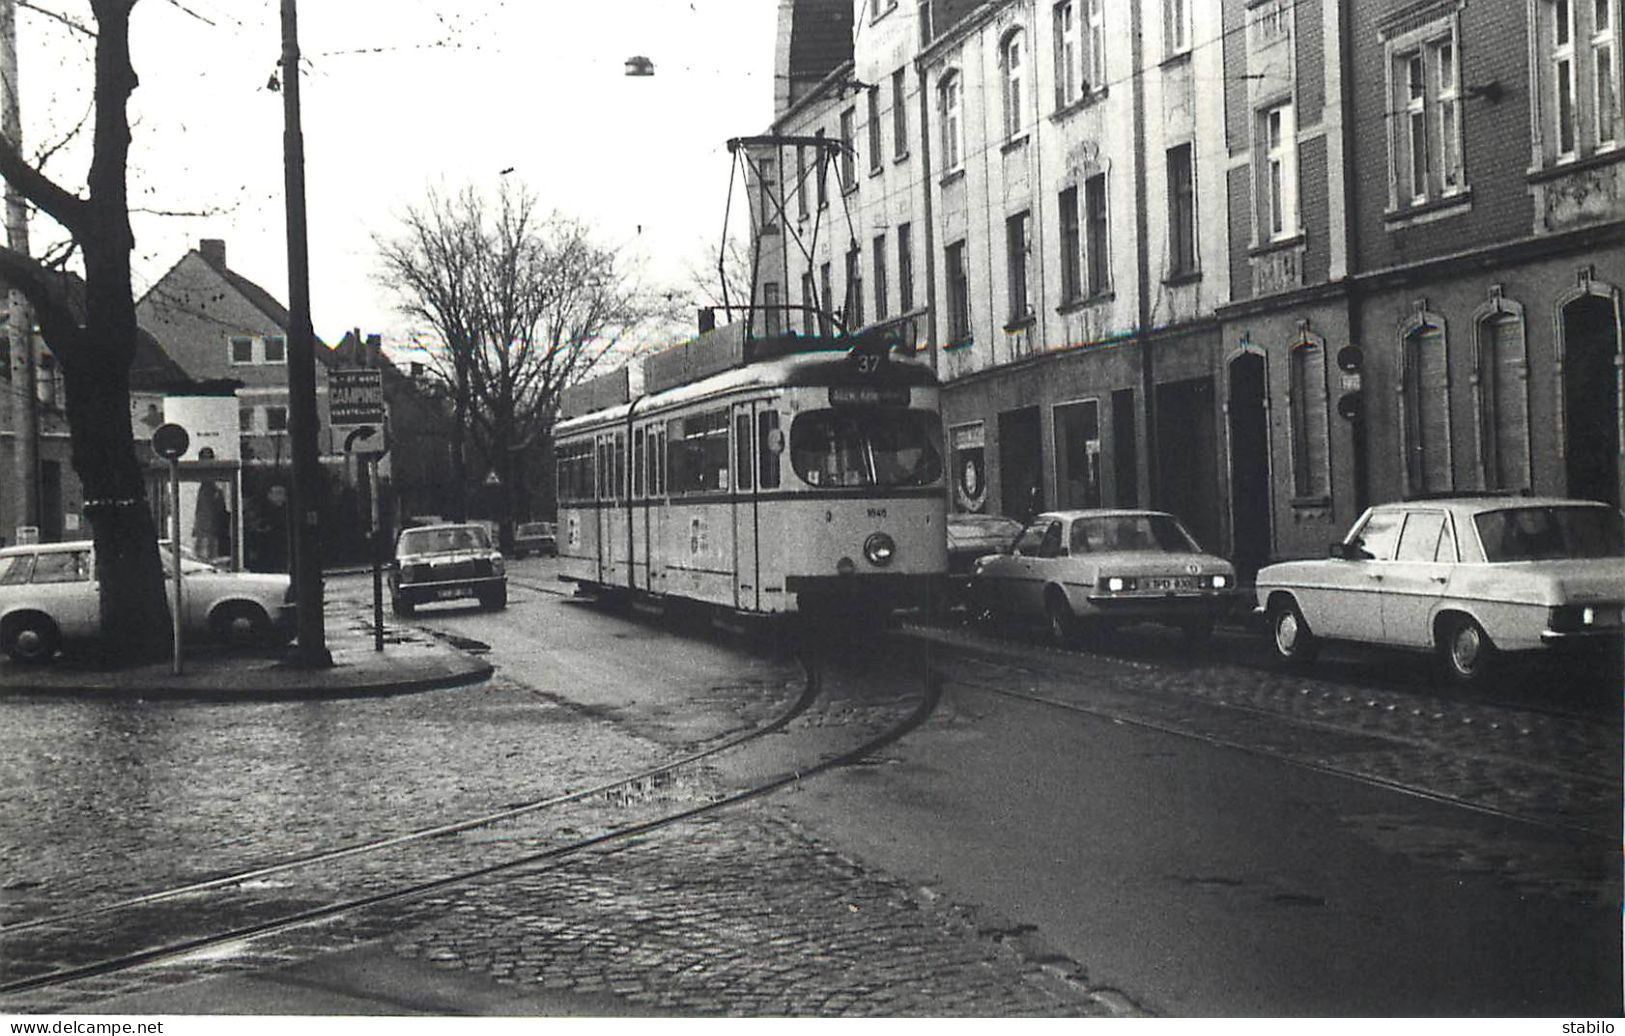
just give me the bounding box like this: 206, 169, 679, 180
389, 523, 507, 615
946, 513, 1024, 575
1255, 496, 1625, 685
513, 521, 558, 559
970, 510, 1238, 645
0, 540, 295, 664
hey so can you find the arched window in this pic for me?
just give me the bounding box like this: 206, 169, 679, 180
1001, 30, 1026, 139
940, 72, 963, 171
1401, 313, 1452, 494
1473, 296, 1530, 491
1288, 335, 1330, 499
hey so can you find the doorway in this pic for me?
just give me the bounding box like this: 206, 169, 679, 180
1155, 377, 1221, 554
1227, 353, 1272, 579
998, 406, 1043, 521
1562, 294, 1622, 506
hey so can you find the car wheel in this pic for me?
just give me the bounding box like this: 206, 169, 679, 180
479, 585, 508, 611
1437, 614, 1497, 687
3, 613, 60, 664
212, 602, 272, 647
1045, 590, 1079, 646
1268, 598, 1319, 665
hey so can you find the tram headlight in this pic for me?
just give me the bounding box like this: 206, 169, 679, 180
863, 533, 896, 567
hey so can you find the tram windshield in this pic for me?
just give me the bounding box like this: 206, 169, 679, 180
789, 408, 943, 488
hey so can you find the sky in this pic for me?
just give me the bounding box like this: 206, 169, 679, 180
15, 0, 779, 348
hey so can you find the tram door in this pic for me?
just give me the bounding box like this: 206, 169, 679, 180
732, 403, 760, 611
595, 433, 614, 586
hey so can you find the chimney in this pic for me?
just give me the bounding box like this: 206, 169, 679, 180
365, 334, 382, 368
199, 238, 227, 271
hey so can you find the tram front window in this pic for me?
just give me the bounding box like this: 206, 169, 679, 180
790, 409, 943, 488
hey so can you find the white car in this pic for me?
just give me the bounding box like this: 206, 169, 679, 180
0, 540, 295, 664
970, 509, 1239, 645
1255, 496, 1625, 685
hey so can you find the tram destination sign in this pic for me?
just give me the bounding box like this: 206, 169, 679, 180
328, 368, 384, 424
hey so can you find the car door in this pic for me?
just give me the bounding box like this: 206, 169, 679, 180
1313, 509, 1404, 643
1010, 519, 1062, 616
1379, 509, 1456, 647
30, 550, 98, 639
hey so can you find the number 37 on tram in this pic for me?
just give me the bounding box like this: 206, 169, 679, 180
553, 331, 949, 622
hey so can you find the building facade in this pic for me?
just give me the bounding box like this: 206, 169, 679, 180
758, 0, 1623, 573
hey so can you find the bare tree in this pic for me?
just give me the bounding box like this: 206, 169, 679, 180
0, 0, 170, 665
376, 182, 662, 540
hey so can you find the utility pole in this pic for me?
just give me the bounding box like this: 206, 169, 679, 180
1, 0, 38, 544
280, 0, 330, 665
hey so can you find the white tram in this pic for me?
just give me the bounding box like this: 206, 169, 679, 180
554, 326, 948, 619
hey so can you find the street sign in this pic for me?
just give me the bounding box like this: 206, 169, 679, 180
343, 424, 386, 456
328, 368, 384, 424
152, 422, 190, 460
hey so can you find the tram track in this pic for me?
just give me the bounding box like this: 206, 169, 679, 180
904, 624, 1615, 840
0, 655, 944, 1003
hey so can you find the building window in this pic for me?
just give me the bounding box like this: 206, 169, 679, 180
263, 335, 286, 364
1288, 338, 1330, 499
1053, 400, 1102, 508
1001, 30, 1026, 140
1059, 186, 1082, 301
802, 272, 817, 335
816, 129, 829, 208
1084, 171, 1110, 296
1596, 0, 1619, 146
758, 157, 779, 233
1167, 143, 1197, 276
796, 145, 808, 219
867, 86, 883, 173
892, 68, 909, 158
840, 107, 857, 189
820, 262, 834, 333
1403, 319, 1452, 494
1084, 0, 1105, 91
1476, 309, 1531, 490
1259, 102, 1298, 241
919, 0, 934, 48
873, 233, 890, 322
1006, 210, 1031, 323
1387, 28, 1464, 207
239, 407, 255, 433
230, 336, 254, 364
845, 244, 864, 329
266, 405, 289, 434
940, 73, 963, 172
1252, 0, 1288, 43
763, 282, 782, 337
1165, 0, 1191, 56
1054, 2, 1078, 106
945, 240, 970, 344
898, 222, 914, 312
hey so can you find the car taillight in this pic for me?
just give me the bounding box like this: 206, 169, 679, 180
1210, 574, 1230, 589
1549, 605, 1596, 632
1100, 576, 1138, 592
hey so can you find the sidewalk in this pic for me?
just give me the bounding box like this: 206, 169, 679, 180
0, 609, 492, 701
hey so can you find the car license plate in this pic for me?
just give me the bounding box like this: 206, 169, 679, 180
1146, 576, 1198, 591
435, 588, 463, 600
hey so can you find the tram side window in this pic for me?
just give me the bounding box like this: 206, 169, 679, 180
557, 440, 593, 503
614, 432, 626, 501
758, 411, 781, 489
654, 426, 667, 495
735, 413, 754, 491
669, 410, 730, 494
634, 428, 646, 498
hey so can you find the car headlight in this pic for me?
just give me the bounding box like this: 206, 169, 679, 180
863, 533, 896, 566
491, 554, 506, 575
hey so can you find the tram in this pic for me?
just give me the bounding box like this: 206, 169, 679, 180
553, 316, 948, 620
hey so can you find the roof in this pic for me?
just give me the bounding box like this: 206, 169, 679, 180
0, 540, 93, 556
1376, 496, 1614, 512
1037, 509, 1178, 522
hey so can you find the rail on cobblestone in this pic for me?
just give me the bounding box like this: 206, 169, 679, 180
0, 658, 947, 1001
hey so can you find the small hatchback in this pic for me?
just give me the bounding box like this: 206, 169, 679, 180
513, 521, 558, 558
389, 523, 507, 615
1255, 496, 1625, 685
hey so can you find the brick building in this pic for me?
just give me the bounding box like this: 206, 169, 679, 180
754, 0, 1623, 574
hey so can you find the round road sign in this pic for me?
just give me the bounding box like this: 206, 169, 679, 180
152, 422, 190, 460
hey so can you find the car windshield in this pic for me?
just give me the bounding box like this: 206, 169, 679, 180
789, 408, 943, 489
948, 517, 1021, 542
1474, 506, 1625, 562
1070, 514, 1200, 553
400, 526, 492, 554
